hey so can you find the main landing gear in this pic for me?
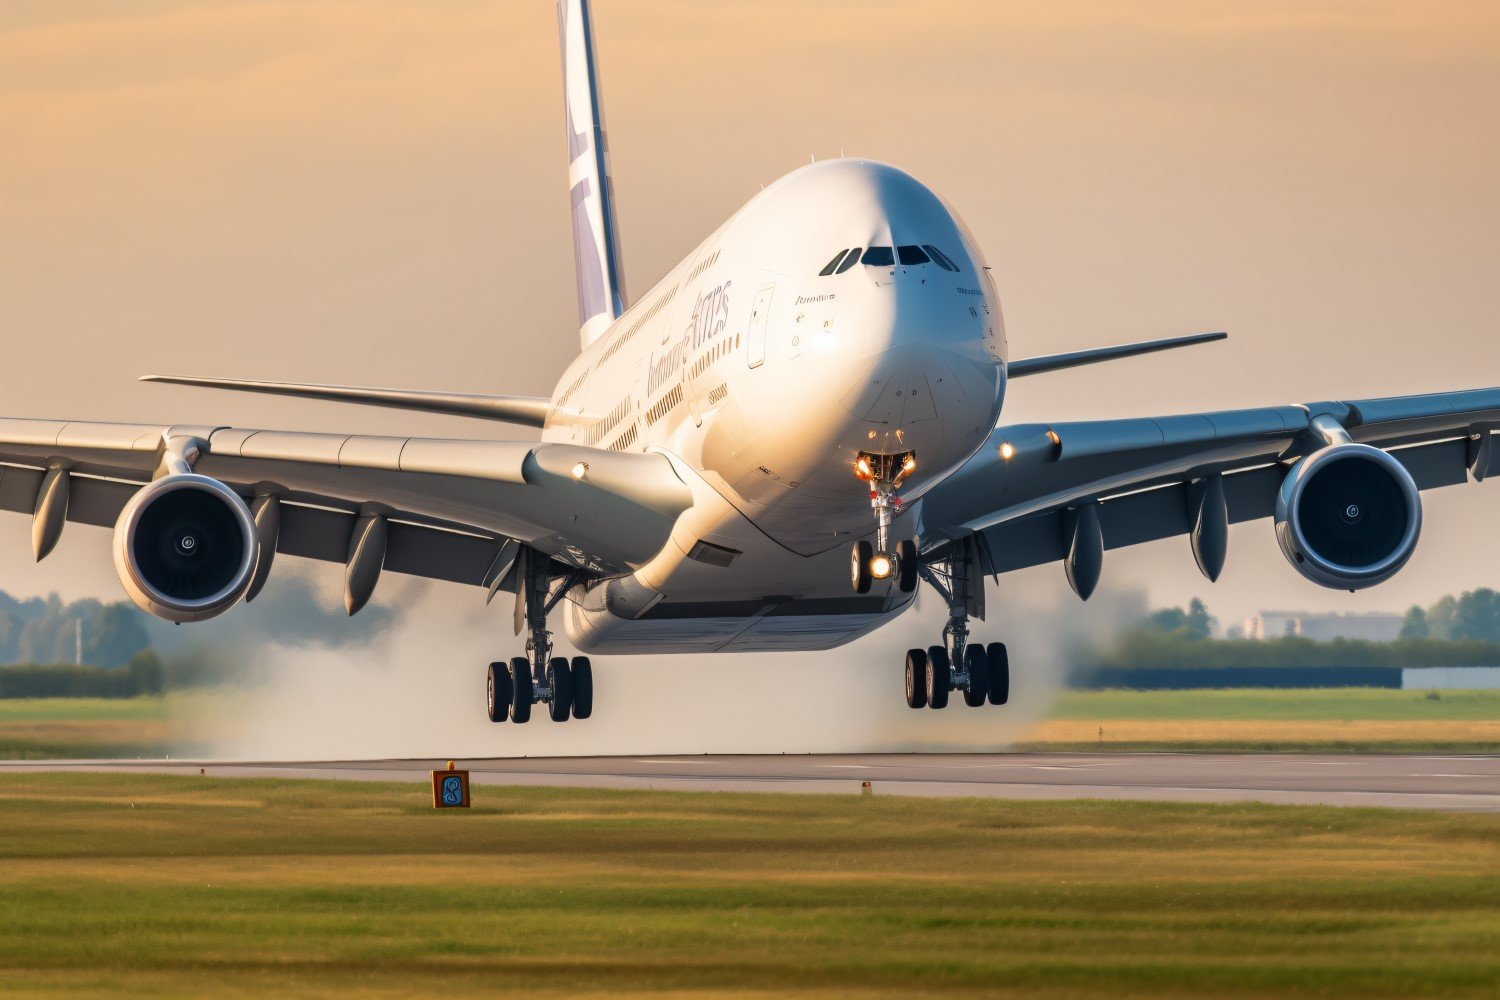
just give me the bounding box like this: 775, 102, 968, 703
906, 536, 1010, 711
486, 549, 594, 724
849, 451, 919, 595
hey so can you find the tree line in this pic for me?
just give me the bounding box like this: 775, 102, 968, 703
0, 592, 149, 669
1087, 588, 1500, 674
1399, 589, 1500, 643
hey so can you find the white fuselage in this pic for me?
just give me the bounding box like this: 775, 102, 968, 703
542, 160, 1008, 653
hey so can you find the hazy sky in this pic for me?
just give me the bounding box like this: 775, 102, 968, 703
2, 0, 1498, 630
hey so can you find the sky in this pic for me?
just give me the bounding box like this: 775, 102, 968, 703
1, 0, 1497, 643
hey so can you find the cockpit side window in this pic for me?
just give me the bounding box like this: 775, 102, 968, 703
819, 249, 850, 276
897, 245, 931, 266
835, 247, 863, 273
923, 245, 961, 272
861, 246, 895, 267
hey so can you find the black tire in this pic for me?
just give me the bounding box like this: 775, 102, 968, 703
571, 656, 594, 720
509, 656, 533, 723
547, 657, 572, 722
851, 540, 873, 594
986, 642, 1010, 706
904, 648, 928, 709
486, 661, 510, 723
897, 539, 919, 593
925, 645, 950, 709
962, 645, 988, 707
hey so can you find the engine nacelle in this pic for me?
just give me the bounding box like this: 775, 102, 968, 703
1274, 443, 1421, 590
113, 474, 259, 623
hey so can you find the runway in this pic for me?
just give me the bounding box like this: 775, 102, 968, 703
5, 753, 1498, 811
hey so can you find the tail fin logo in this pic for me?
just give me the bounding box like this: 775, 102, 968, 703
559, 0, 625, 346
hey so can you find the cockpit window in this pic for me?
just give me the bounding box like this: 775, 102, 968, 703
861, 246, 895, 267
835, 247, 863, 273
923, 245, 961, 272
897, 245, 931, 266
819, 249, 850, 276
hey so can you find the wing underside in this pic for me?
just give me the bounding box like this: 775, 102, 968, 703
0, 418, 692, 592
920, 387, 1500, 576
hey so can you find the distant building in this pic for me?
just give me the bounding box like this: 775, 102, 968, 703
1239, 610, 1403, 642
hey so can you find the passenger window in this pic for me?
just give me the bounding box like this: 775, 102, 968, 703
897, 245, 930, 266
861, 246, 895, 267
835, 247, 863, 274
819, 250, 849, 276
923, 245, 961, 272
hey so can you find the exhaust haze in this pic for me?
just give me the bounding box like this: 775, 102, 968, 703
204, 572, 1145, 760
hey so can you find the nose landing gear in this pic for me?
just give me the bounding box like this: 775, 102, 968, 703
485, 548, 595, 724
850, 451, 919, 594
904, 536, 1011, 711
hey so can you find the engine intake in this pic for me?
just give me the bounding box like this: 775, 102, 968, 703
1274, 443, 1421, 590
113, 474, 259, 622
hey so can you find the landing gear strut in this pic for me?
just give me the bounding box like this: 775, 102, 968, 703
905, 536, 1010, 710
485, 548, 594, 724
850, 451, 919, 594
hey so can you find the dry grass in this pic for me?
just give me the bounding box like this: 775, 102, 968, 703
1022, 718, 1500, 746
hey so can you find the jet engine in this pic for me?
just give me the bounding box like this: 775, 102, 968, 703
1274, 442, 1421, 590
113, 474, 259, 622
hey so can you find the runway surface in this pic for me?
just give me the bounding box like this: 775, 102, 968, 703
4, 753, 1498, 811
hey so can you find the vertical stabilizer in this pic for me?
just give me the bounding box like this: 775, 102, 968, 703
558, 0, 626, 348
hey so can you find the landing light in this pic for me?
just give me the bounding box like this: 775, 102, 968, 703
855, 457, 873, 481
869, 553, 895, 579
571, 462, 589, 480
999, 442, 1016, 461
901, 456, 917, 475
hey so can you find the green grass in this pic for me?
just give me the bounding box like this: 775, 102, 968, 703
0, 774, 1495, 998
1051, 688, 1500, 722
1018, 688, 1500, 753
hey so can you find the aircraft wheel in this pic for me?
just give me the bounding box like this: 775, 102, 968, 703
925, 645, 950, 709
571, 656, 594, 719
851, 540, 873, 594
897, 539, 919, 593
486, 661, 510, 723
509, 656, 533, 723
547, 657, 572, 722
962, 645, 989, 707
904, 648, 928, 709
986, 642, 1010, 706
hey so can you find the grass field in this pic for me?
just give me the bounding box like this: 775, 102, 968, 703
1018, 688, 1500, 753
0, 694, 221, 759
0, 773, 1495, 998
0, 688, 1496, 757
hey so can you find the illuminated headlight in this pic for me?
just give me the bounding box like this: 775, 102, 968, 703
869, 553, 895, 579
571, 462, 589, 480
999, 442, 1016, 461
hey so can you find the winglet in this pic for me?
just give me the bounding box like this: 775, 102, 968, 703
141, 375, 552, 428
1008, 332, 1227, 379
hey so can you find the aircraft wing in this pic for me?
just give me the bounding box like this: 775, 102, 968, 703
0, 417, 692, 592
919, 386, 1500, 586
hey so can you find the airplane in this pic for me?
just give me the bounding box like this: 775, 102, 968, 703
1, 0, 1494, 725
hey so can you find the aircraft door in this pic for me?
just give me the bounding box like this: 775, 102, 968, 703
746, 284, 775, 369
